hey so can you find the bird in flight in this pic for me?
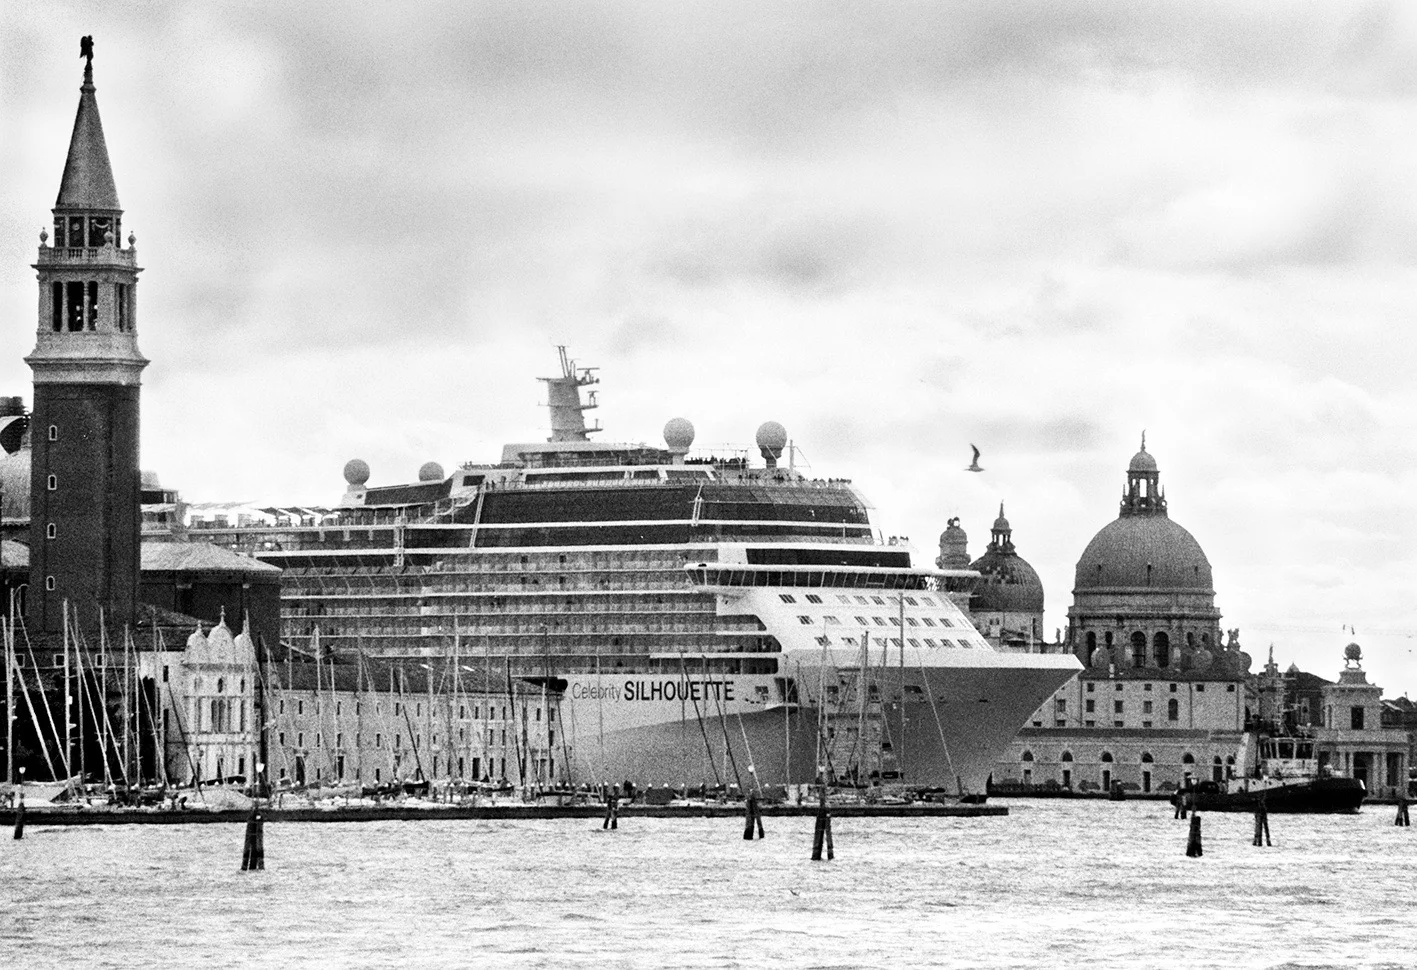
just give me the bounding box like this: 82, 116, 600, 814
966, 444, 983, 472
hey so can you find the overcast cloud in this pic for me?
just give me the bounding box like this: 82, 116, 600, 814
4, 1, 1417, 692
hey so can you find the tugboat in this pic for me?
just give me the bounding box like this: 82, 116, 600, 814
1175, 726, 1365, 814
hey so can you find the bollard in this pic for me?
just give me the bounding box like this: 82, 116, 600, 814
1252, 798, 1271, 847
1185, 813, 1203, 858
810, 788, 834, 862
1396, 796, 1410, 827
12, 793, 24, 841
241, 805, 265, 871
603, 791, 619, 830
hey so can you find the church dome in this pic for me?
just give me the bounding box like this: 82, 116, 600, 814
970, 546, 1044, 613
1128, 448, 1157, 473
1074, 515, 1212, 590
969, 503, 1043, 613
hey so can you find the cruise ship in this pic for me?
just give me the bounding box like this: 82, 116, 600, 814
190, 350, 1080, 796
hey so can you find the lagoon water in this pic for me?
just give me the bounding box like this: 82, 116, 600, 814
3, 799, 1415, 969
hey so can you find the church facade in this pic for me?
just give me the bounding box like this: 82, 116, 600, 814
986, 440, 1251, 794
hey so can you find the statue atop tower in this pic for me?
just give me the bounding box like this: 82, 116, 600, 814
27, 39, 147, 633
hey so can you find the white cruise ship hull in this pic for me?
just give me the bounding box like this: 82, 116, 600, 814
556, 650, 1080, 794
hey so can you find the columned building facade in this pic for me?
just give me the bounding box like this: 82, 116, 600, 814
993, 439, 1250, 794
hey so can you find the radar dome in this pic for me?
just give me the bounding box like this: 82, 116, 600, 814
419, 461, 445, 482
344, 459, 370, 487
756, 421, 787, 467
663, 417, 695, 453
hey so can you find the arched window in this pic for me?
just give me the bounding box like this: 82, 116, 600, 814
1060, 751, 1073, 763
217, 678, 225, 694
1140, 752, 1154, 764
1100, 751, 1114, 763
1167, 698, 1179, 721
1130, 631, 1147, 668
1021, 750, 1034, 762
1153, 631, 1170, 668
1086, 631, 1097, 654
1182, 752, 1195, 764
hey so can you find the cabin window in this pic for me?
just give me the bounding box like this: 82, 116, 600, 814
45, 576, 56, 591
46, 523, 56, 539
47, 474, 57, 491
48, 424, 58, 441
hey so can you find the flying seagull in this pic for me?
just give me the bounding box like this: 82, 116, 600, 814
966, 444, 983, 473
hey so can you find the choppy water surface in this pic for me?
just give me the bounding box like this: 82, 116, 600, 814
3, 800, 1415, 969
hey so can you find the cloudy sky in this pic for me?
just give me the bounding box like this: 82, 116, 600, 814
4, 2, 1416, 693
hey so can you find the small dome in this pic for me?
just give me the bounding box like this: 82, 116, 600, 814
419, 461, 444, 482
663, 417, 695, 452
343, 458, 370, 487
970, 546, 1044, 614
1344, 642, 1362, 663
755, 421, 787, 459
940, 518, 967, 544
185, 624, 207, 652
1129, 448, 1157, 473
993, 509, 1011, 532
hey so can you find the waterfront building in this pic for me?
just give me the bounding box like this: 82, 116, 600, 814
991, 439, 1249, 793
265, 661, 563, 790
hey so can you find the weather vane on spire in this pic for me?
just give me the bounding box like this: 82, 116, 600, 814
80, 35, 94, 68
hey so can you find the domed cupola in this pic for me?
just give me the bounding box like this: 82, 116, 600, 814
1074, 436, 1212, 592
936, 517, 970, 570
969, 503, 1044, 615
1067, 436, 1224, 673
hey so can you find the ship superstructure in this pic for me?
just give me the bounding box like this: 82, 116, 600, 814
187, 351, 1079, 794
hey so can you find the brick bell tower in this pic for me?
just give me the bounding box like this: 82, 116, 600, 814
27, 37, 147, 634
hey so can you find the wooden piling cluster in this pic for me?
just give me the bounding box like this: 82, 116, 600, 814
742, 794, 764, 841
811, 788, 834, 861
241, 805, 265, 871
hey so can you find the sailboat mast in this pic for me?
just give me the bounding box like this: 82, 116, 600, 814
4, 606, 13, 788
898, 592, 906, 784
63, 603, 72, 783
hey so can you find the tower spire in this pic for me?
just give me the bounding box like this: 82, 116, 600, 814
57, 36, 120, 212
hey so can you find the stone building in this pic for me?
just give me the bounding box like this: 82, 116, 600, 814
992, 439, 1249, 793
264, 658, 566, 790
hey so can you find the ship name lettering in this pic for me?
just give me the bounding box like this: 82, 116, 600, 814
622, 679, 735, 703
